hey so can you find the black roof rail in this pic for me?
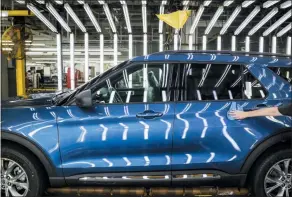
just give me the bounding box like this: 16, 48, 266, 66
151, 50, 291, 58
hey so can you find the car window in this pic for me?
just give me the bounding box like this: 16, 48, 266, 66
92, 63, 173, 104
172, 63, 267, 101
269, 67, 292, 85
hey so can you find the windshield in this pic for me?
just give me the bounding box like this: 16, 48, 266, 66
55, 61, 129, 105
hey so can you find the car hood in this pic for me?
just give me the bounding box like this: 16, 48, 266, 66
1, 97, 53, 108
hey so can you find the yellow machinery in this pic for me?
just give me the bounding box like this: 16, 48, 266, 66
1, 11, 33, 97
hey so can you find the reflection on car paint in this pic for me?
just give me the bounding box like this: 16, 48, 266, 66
77, 126, 87, 143
206, 152, 215, 163
144, 156, 150, 166
1, 53, 291, 179
123, 157, 131, 166
119, 123, 129, 140
28, 125, 54, 137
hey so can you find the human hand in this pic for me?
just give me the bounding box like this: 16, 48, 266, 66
229, 110, 248, 120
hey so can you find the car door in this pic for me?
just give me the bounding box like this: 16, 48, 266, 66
171, 62, 272, 180
57, 62, 175, 184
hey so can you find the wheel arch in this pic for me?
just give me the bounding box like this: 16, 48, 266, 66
1, 131, 57, 178
241, 129, 292, 175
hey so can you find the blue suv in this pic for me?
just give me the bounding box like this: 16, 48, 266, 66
1, 51, 292, 197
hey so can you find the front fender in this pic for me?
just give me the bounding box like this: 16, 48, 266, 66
1, 106, 64, 181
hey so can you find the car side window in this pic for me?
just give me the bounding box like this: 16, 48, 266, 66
269, 67, 292, 85
173, 63, 267, 101
92, 63, 172, 104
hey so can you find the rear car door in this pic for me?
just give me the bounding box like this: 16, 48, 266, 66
171, 62, 274, 181
57, 62, 175, 184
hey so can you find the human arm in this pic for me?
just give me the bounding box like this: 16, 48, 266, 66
229, 107, 282, 120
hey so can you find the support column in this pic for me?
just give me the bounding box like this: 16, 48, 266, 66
271, 36, 277, 53
231, 36, 236, 51
286, 36, 291, 55
113, 33, 118, 65
70, 33, 75, 90
143, 34, 147, 55
99, 34, 104, 74
245, 36, 250, 52
202, 35, 207, 50
57, 33, 63, 91
84, 33, 89, 82
159, 34, 163, 52
16, 24, 25, 97
259, 36, 264, 53
217, 36, 222, 51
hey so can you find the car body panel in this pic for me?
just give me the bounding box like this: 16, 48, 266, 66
1, 106, 63, 176
1, 52, 291, 184
56, 103, 175, 177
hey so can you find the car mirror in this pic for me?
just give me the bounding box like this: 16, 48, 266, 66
75, 89, 93, 108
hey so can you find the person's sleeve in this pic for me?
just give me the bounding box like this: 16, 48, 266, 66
278, 103, 292, 116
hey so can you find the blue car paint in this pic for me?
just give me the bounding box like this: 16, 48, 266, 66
55, 103, 175, 176
1, 52, 291, 180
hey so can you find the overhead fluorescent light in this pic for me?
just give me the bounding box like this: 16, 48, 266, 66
248, 7, 278, 36
98, 0, 105, 5
46, 3, 71, 32
189, 5, 204, 34
84, 3, 102, 33
277, 23, 292, 37
142, 4, 147, 33
220, 6, 241, 35
182, 0, 189, 6
203, 0, 212, 6
281, 1, 292, 9
142, 0, 147, 5
205, 6, 224, 35
263, 10, 291, 36
36, 0, 45, 4
27, 3, 58, 33
121, 1, 132, 33
223, 0, 234, 7
234, 6, 260, 35
162, 0, 167, 5
55, 0, 63, 4
263, 0, 280, 8
242, 0, 255, 8
77, 0, 84, 4
16, 0, 25, 4
64, 3, 86, 33
102, 4, 117, 33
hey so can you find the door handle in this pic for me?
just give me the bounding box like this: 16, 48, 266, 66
256, 104, 268, 108
136, 110, 163, 119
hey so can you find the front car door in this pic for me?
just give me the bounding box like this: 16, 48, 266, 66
56, 62, 175, 185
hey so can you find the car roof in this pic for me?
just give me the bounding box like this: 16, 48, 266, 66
131, 50, 291, 68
